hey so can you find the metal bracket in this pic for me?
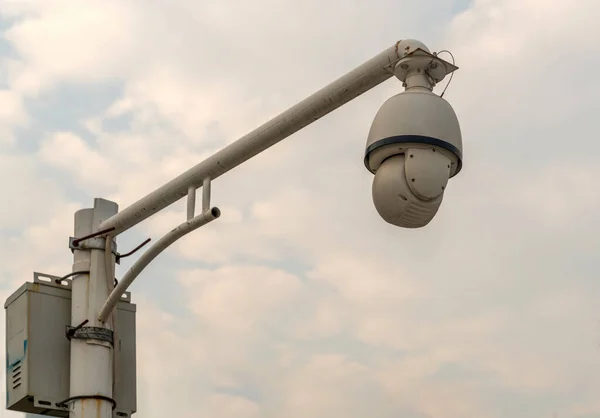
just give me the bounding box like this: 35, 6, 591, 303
66, 325, 114, 345
393, 48, 458, 84
69, 236, 151, 266
33, 271, 133, 303
186, 177, 211, 220
202, 177, 211, 212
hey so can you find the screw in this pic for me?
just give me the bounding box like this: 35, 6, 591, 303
430, 63, 438, 69
411, 178, 415, 182
400, 63, 409, 70
409, 154, 414, 158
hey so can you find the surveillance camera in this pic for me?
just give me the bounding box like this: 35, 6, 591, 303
364, 48, 462, 228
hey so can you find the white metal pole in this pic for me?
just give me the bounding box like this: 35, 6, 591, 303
100, 41, 406, 236
69, 198, 118, 418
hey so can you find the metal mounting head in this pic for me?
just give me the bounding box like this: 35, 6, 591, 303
394, 48, 458, 87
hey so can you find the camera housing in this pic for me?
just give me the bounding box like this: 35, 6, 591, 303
364, 40, 463, 228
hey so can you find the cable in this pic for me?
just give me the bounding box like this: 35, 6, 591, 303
56, 395, 117, 410
435, 49, 455, 98
55, 270, 90, 284
71, 227, 116, 247
117, 238, 151, 261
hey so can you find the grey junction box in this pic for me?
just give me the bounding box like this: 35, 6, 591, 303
4, 272, 136, 417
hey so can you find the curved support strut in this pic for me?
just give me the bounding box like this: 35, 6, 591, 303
97, 207, 221, 322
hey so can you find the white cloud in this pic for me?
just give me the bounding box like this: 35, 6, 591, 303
2, 0, 600, 417
516, 162, 600, 228
202, 394, 263, 418
180, 265, 304, 333
38, 132, 113, 187
0, 89, 26, 145
3, 1, 137, 93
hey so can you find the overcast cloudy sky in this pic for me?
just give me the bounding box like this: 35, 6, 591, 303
2, 0, 600, 417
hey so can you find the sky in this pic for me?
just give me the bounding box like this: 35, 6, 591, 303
1, 0, 600, 417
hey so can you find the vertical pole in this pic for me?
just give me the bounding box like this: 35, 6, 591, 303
187, 186, 196, 220
70, 198, 118, 418
202, 177, 211, 213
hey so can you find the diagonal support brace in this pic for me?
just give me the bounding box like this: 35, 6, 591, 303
97, 207, 221, 322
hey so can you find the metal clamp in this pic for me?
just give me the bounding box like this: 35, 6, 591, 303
69, 236, 119, 261
69, 226, 119, 263
56, 395, 117, 410
70, 227, 115, 247
66, 322, 114, 346
69, 236, 152, 266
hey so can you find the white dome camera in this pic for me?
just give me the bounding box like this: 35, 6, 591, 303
364, 40, 463, 228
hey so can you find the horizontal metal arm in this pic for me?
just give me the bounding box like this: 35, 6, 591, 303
97, 207, 221, 322
99, 41, 404, 236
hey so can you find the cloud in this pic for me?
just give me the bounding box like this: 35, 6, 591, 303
2, 0, 600, 417
0, 89, 26, 145
3, 1, 137, 93
180, 265, 305, 333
